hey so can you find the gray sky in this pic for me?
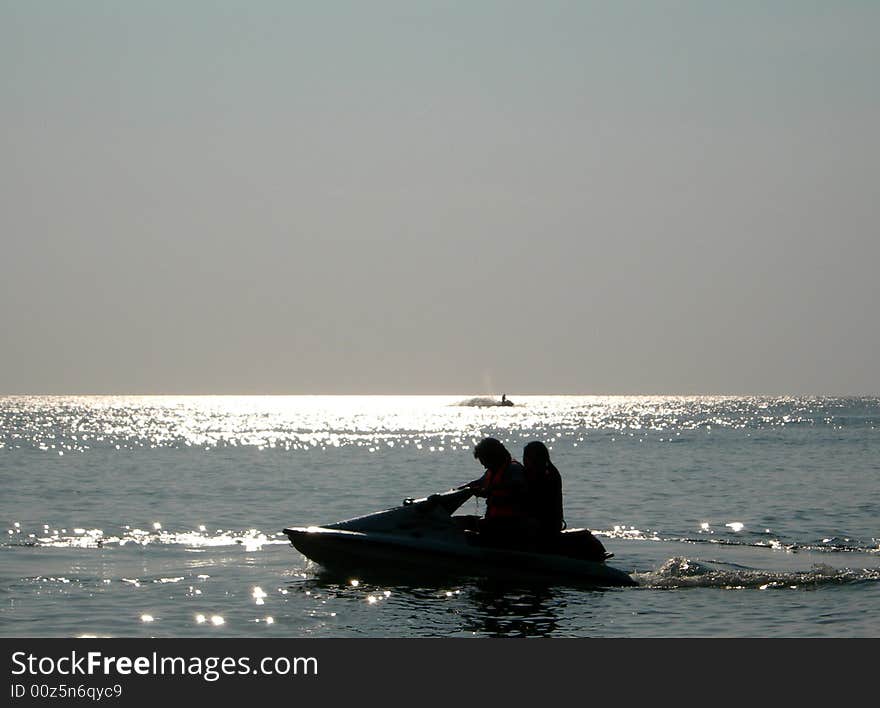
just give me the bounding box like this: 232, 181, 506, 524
2, 1, 878, 395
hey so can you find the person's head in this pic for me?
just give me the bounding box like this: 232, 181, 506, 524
523, 440, 550, 473
473, 437, 511, 470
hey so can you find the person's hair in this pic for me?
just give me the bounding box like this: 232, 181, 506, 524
473, 437, 511, 467
523, 440, 560, 477
523, 440, 550, 464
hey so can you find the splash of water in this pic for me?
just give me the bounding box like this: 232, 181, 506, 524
637, 557, 880, 589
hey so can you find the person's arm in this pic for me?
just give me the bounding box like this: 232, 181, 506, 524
458, 471, 488, 496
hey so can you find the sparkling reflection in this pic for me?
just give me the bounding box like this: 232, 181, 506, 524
2, 395, 870, 454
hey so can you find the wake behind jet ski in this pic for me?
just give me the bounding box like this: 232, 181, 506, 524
283, 487, 637, 587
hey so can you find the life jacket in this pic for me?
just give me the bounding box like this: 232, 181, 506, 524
482, 460, 524, 520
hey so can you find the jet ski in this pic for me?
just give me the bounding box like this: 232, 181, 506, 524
283, 487, 637, 587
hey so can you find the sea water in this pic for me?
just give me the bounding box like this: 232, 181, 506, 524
1, 395, 877, 637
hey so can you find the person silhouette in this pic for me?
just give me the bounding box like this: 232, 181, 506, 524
522, 441, 564, 545
460, 437, 532, 547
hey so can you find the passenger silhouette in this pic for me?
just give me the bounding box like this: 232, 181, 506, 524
522, 441, 565, 545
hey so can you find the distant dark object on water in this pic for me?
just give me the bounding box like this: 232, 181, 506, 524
455, 394, 516, 408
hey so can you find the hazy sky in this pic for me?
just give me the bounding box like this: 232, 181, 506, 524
2, 1, 878, 394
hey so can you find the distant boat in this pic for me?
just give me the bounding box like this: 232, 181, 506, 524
454, 395, 515, 408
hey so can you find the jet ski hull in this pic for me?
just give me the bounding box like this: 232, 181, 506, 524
285, 525, 637, 586
284, 487, 636, 587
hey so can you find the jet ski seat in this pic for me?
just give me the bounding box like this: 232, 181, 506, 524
553, 528, 613, 561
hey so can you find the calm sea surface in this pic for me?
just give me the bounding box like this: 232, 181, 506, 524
1, 395, 877, 638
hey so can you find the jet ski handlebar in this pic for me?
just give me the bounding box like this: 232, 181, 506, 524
401, 487, 475, 514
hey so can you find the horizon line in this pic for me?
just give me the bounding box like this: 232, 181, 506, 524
0, 392, 877, 398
